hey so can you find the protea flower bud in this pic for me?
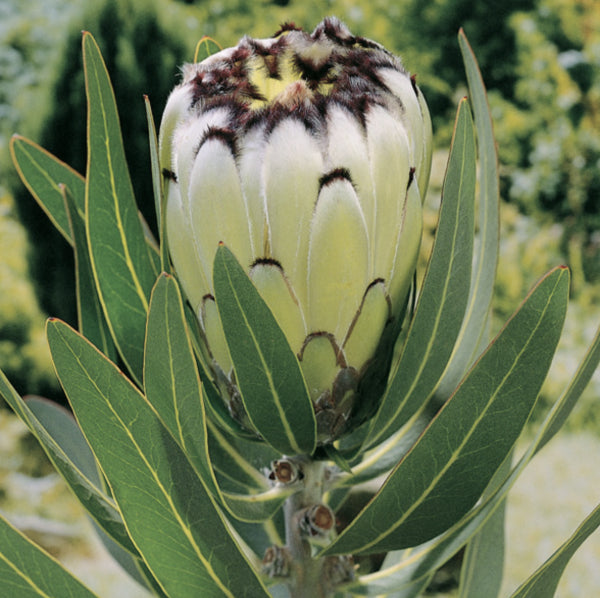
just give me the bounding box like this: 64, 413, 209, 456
159, 17, 432, 443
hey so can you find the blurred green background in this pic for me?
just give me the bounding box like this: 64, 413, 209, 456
0, 0, 599, 595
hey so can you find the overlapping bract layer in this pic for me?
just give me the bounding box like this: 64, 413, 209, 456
159, 18, 432, 441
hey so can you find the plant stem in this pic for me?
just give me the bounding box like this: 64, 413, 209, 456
284, 457, 329, 598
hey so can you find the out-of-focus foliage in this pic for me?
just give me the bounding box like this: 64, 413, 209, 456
493, 203, 600, 431
493, 0, 600, 284
0, 0, 82, 181
0, 194, 56, 401
8, 0, 189, 326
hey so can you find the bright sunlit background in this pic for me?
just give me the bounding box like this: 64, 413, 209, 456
1, 0, 599, 595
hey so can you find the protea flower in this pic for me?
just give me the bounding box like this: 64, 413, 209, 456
159, 17, 432, 443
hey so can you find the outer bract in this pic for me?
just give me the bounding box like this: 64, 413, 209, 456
159, 18, 432, 443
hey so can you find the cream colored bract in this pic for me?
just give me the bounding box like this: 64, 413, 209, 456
159, 17, 432, 441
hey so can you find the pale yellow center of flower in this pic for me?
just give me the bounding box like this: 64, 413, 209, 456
246, 49, 335, 110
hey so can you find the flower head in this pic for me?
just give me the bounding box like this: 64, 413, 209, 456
159, 17, 432, 442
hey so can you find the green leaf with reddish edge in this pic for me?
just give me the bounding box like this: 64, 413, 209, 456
61, 184, 116, 361
322, 266, 569, 556
47, 318, 270, 598
9, 134, 85, 245
436, 30, 501, 399
366, 97, 476, 449
83, 31, 156, 384
0, 370, 136, 555
0, 513, 99, 598
509, 502, 600, 598
213, 244, 317, 456
350, 316, 600, 593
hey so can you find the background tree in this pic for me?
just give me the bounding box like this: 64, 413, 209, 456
11, 0, 188, 326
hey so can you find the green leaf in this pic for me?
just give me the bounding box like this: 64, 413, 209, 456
458, 509, 505, 598
144, 273, 218, 497
335, 409, 432, 488
9, 134, 85, 244
0, 369, 136, 555
510, 502, 600, 598
182, 304, 257, 441
61, 185, 116, 361
213, 244, 317, 456
25, 398, 160, 594
221, 486, 295, 523
536, 321, 600, 453
366, 97, 476, 448
343, 572, 433, 597
322, 267, 569, 556
47, 319, 270, 598
83, 31, 157, 384
194, 35, 223, 63
229, 516, 285, 564
436, 29, 500, 398
0, 513, 99, 598
207, 421, 276, 493
26, 397, 99, 484
354, 316, 600, 592
458, 452, 511, 598
144, 95, 170, 274
207, 414, 293, 523
146, 276, 285, 528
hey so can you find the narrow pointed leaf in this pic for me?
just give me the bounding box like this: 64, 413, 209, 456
458, 452, 511, 598
26, 397, 99, 483
83, 31, 156, 383
144, 273, 218, 496
0, 513, 99, 598
228, 515, 285, 563
208, 419, 297, 523
25, 398, 160, 594
183, 304, 257, 441
144, 96, 171, 274
458, 511, 506, 598
208, 421, 276, 493
194, 36, 223, 63
367, 98, 476, 448
343, 573, 433, 597
0, 369, 136, 555
221, 486, 295, 523
47, 319, 269, 598
61, 185, 116, 361
510, 502, 600, 598
336, 409, 432, 488
436, 30, 500, 398
9, 134, 85, 244
323, 267, 569, 556
144, 95, 163, 236
213, 244, 317, 456
355, 316, 600, 590
536, 321, 600, 453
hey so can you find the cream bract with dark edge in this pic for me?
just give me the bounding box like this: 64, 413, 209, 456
159, 17, 433, 443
